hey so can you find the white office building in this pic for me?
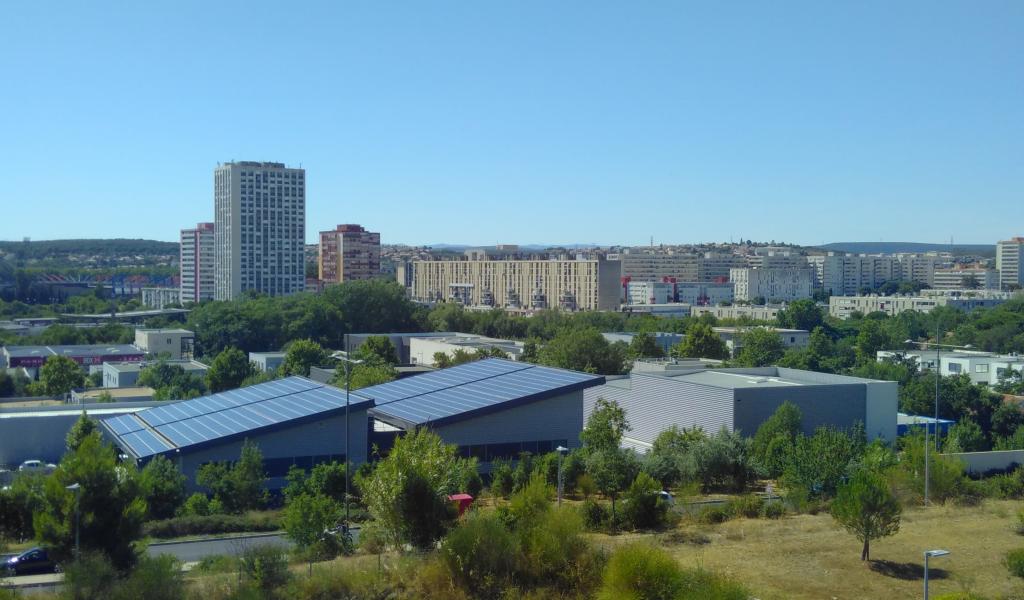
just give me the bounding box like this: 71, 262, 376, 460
214, 161, 306, 300
997, 238, 1024, 290
180, 222, 215, 303
730, 268, 813, 302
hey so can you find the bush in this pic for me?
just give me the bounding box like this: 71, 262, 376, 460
240, 544, 291, 594
143, 512, 280, 538
577, 473, 598, 499
621, 472, 668, 530
1006, 548, 1024, 578
441, 512, 516, 596
725, 494, 764, 519
518, 507, 603, 593
178, 492, 214, 517
760, 501, 786, 519
63, 552, 118, 600
698, 505, 733, 524
580, 498, 610, 530
597, 543, 680, 600
112, 554, 186, 600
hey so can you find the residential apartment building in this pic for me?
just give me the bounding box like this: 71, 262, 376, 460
700, 252, 747, 282
896, 253, 949, 287
141, 287, 180, 309
405, 257, 621, 311
618, 252, 700, 282
180, 222, 215, 303
213, 161, 305, 300
625, 281, 674, 305
997, 237, 1024, 290
931, 266, 999, 290
829, 294, 1011, 319
676, 282, 734, 305
806, 253, 899, 296
690, 305, 782, 321
318, 224, 381, 284
730, 267, 813, 302
747, 250, 809, 270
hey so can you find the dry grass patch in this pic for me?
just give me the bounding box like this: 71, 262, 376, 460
595, 500, 1024, 599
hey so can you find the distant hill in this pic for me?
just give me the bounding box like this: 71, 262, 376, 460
0, 238, 178, 259
817, 242, 995, 257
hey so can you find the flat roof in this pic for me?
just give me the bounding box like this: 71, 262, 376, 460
249, 351, 286, 358
363, 358, 604, 430
136, 328, 193, 335
3, 344, 144, 359
666, 370, 803, 389
712, 327, 808, 334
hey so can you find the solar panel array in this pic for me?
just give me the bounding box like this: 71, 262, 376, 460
365, 359, 602, 426
102, 377, 370, 459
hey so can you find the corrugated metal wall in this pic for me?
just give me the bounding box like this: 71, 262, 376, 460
733, 385, 865, 438
435, 391, 584, 450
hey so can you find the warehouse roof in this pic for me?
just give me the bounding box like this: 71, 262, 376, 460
363, 358, 603, 430
100, 377, 371, 460
651, 367, 889, 389
3, 344, 144, 359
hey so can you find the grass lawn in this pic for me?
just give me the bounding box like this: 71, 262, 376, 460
595, 499, 1024, 599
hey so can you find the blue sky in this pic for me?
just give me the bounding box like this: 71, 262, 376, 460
1, 1, 1021, 246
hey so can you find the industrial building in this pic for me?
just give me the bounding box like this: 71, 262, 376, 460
249, 351, 286, 373
602, 332, 683, 355
100, 360, 605, 486
180, 222, 215, 303
712, 327, 810, 355
318, 224, 381, 283
134, 329, 195, 360
404, 256, 622, 311
408, 334, 525, 366
583, 367, 898, 451
2, 344, 145, 378
102, 360, 209, 389
214, 161, 306, 300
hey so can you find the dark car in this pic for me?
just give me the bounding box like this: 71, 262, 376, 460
4, 547, 59, 576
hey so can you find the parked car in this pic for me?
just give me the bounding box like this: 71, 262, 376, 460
4, 547, 60, 576
657, 490, 675, 507
17, 460, 56, 474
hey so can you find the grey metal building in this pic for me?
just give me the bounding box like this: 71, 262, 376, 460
584, 367, 897, 451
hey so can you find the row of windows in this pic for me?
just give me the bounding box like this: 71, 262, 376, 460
456, 439, 569, 462
263, 454, 346, 478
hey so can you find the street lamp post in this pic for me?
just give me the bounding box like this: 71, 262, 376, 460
331, 350, 364, 530
903, 335, 973, 506
556, 446, 568, 507
66, 483, 81, 558
924, 549, 950, 599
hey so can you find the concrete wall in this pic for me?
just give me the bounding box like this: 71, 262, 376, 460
584, 374, 734, 446
175, 408, 369, 492
945, 450, 1024, 475
434, 391, 584, 451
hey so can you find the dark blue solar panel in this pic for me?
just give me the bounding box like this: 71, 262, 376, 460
370, 361, 601, 426
354, 359, 531, 404
104, 414, 146, 436
138, 377, 322, 428
121, 429, 173, 457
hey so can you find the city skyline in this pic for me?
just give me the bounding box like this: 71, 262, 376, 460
2, 2, 1022, 246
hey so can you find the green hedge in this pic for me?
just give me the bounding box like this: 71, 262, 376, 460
144, 512, 280, 538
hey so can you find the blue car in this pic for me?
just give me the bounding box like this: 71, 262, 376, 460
4, 547, 60, 576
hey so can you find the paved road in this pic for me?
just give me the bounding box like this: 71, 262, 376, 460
147, 533, 291, 562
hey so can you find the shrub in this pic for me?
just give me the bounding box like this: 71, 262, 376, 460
760, 501, 786, 519
518, 508, 602, 593
725, 494, 764, 519
178, 492, 214, 517
621, 472, 667, 530
580, 498, 610, 530
441, 512, 516, 596
698, 505, 733, 524
1006, 548, 1024, 578
112, 554, 186, 600
490, 459, 515, 498
597, 543, 683, 600
240, 544, 291, 594
577, 473, 598, 499
143, 512, 280, 538
63, 552, 118, 600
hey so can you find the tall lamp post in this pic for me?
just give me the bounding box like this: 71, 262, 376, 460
903, 333, 973, 506
330, 350, 364, 529
556, 446, 568, 507
924, 549, 950, 599
66, 483, 81, 558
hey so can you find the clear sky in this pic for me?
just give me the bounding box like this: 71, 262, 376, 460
1, 1, 1021, 247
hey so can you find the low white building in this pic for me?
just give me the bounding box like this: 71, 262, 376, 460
877, 349, 1024, 386
250, 351, 286, 373
134, 329, 195, 360
830, 293, 1013, 319
690, 305, 782, 321
931, 267, 999, 290
409, 334, 525, 366
713, 327, 810, 356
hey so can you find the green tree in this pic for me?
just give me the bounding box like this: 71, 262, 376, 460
751, 401, 802, 478
686, 426, 755, 492
626, 332, 665, 360
66, 411, 97, 453
355, 336, 399, 365
782, 426, 864, 499
282, 492, 342, 547
776, 299, 825, 331
643, 425, 705, 487
621, 471, 667, 529
361, 428, 475, 549
329, 359, 398, 391
205, 347, 255, 392
734, 327, 785, 367
855, 320, 896, 365
945, 418, 986, 452
40, 355, 85, 396
537, 327, 626, 375
139, 455, 187, 520
580, 397, 630, 451
672, 322, 729, 360
280, 339, 330, 377
195, 439, 267, 513
831, 469, 901, 561
34, 431, 147, 568
586, 447, 640, 519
